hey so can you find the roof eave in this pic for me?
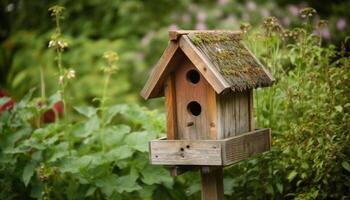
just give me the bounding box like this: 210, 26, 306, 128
140, 41, 179, 100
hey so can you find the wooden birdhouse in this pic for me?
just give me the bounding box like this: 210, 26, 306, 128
141, 31, 274, 199
141, 30, 274, 199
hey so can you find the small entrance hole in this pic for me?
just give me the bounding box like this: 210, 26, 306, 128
187, 101, 201, 116
186, 69, 200, 84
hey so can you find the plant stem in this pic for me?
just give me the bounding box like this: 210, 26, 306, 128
100, 71, 111, 152
40, 66, 46, 101
54, 13, 71, 155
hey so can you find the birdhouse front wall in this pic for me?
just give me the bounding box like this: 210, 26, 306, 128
164, 56, 254, 142
173, 57, 216, 140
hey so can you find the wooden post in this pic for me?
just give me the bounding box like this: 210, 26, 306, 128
200, 87, 224, 200
201, 167, 224, 200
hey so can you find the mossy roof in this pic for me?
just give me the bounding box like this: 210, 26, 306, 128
187, 31, 274, 91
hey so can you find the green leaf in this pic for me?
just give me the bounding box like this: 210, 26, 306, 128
115, 168, 142, 193
104, 125, 130, 147
105, 104, 129, 125
74, 106, 97, 117
335, 105, 343, 112
22, 161, 37, 187
48, 142, 69, 162
0, 97, 11, 106
266, 184, 274, 195
105, 145, 134, 161
223, 178, 234, 195
85, 186, 96, 197
125, 131, 150, 152
47, 92, 62, 107
141, 165, 173, 188
342, 161, 350, 172
95, 175, 118, 197
276, 182, 283, 193
287, 170, 298, 182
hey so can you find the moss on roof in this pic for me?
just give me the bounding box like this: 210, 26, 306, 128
188, 32, 273, 91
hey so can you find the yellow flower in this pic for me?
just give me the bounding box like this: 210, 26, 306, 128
103, 51, 119, 62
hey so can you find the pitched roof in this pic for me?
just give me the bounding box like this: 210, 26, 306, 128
141, 30, 274, 100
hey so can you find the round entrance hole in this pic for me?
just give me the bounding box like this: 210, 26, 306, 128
187, 101, 202, 116
186, 69, 200, 84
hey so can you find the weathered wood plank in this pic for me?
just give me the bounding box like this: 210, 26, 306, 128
164, 75, 177, 139
248, 89, 254, 131
237, 91, 249, 135
150, 140, 222, 165
216, 91, 250, 138
207, 86, 218, 140
222, 128, 270, 165
149, 129, 270, 166
179, 35, 229, 94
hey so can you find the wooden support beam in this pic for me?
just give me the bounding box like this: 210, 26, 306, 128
164, 75, 178, 140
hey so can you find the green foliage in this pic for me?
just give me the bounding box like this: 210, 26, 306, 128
222, 16, 350, 199
0, 95, 180, 199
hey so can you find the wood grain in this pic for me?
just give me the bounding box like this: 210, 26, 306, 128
149, 140, 222, 165
164, 74, 178, 139
149, 129, 271, 166
216, 91, 250, 138
248, 89, 254, 131
207, 86, 217, 140
174, 58, 212, 140
201, 167, 224, 200
222, 128, 270, 165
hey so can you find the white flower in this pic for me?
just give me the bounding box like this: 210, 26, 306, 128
48, 40, 55, 48
59, 75, 64, 84
67, 69, 76, 79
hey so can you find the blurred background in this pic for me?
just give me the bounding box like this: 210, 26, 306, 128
1, 0, 349, 108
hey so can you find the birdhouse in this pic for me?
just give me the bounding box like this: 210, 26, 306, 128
141, 30, 274, 168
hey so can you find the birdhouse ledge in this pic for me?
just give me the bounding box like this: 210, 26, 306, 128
149, 128, 271, 166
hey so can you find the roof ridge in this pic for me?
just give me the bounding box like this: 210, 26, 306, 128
169, 30, 243, 41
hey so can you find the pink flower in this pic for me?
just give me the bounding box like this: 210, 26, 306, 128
0, 90, 15, 113
195, 22, 207, 30
197, 11, 206, 22
288, 5, 299, 16
225, 15, 237, 24
316, 27, 331, 40
141, 31, 155, 46
182, 14, 191, 23
136, 52, 144, 61
260, 8, 270, 17
217, 0, 229, 6
43, 101, 64, 123
282, 17, 291, 26
246, 1, 256, 11
336, 18, 347, 31
169, 24, 179, 30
